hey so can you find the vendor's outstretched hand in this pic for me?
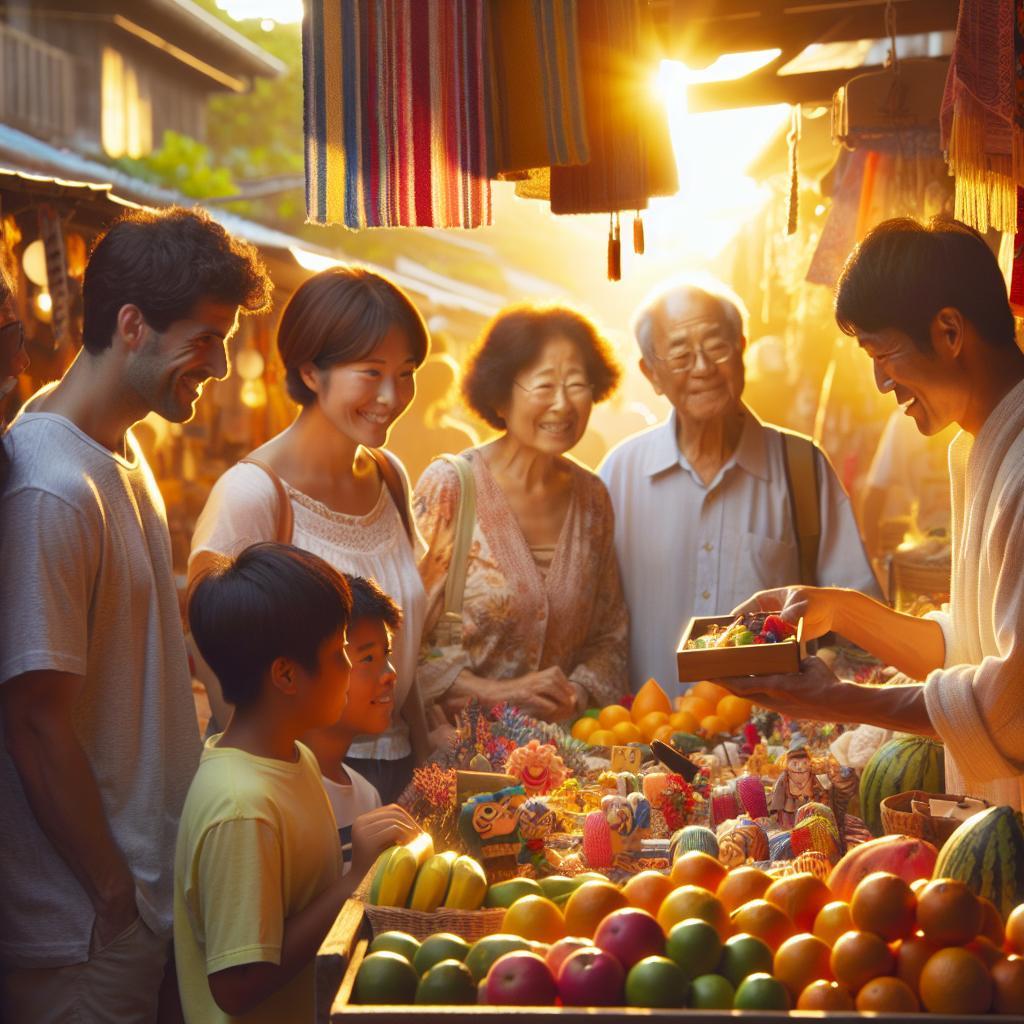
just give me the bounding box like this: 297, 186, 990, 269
350, 805, 421, 880
714, 655, 840, 723
731, 585, 836, 642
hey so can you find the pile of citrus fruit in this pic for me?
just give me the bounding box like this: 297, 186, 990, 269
352, 848, 1024, 1011
570, 678, 753, 748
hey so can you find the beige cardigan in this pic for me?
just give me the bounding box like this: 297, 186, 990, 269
923, 378, 1024, 808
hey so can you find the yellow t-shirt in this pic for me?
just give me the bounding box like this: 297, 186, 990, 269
173, 735, 341, 1024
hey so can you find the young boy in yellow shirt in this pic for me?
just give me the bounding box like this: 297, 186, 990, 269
175, 544, 419, 1023
302, 576, 403, 872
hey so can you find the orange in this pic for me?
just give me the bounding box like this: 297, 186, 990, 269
636, 710, 670, 739
992, 956, 1024, 1015
715, 695, 753, 729
796, 979, 855, 1011
588, 729, 616, 747
669, 710, 699, 733
622, 871, 675, 917
919, 945, 993, 1015
829, 929, 896, 991
773, 933, 834, 998
501, 895, 567, 944
896, 933, 940, 994
716, 866, 772, 913
657, 885, 731, 940
764, 872, 832, 932
978, 897, 1005, 947
699, 715, 727, 737
562, 880, 628, 939
679, 696, 715, 722
916, 878, 982, 947
730, 899, 794, 951
630, 678, 672, 720
850, 871, 917, 942
611, 720, 644, 744
570, 716, 600, 741
812, 901, 853, 947
1007, 904, 1024, 955
965, 935, 1004, 969
650, 724, 675, 744
598, 704, 632, 729
670, 851, 727, 892
855, 975, 920, 1012
690, 681, 730, 705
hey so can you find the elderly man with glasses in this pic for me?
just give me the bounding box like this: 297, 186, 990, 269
599, 276, 880, 698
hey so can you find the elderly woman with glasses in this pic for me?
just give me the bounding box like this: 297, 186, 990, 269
414, 304, 628, 724
599, 276, 880, 698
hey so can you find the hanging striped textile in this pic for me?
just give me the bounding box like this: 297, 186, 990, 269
485, 0, 588, 176
304, 0, 491, 228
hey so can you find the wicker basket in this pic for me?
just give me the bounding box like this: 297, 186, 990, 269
888, 549, 950, 613
880, 790, 988, 850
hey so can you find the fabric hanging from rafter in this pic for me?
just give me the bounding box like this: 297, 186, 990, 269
940, 0, 1024, 233
303, 0, 491, 228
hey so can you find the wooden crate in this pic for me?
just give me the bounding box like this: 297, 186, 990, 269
676, 615, 804, 683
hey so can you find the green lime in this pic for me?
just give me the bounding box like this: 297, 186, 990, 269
625, 956, 689, 1008
717, 932, 773, 988
464, 934, 531, 982
368, 930, 420, 963
688, 973, 734, 1009
484, 878, 543, 908
537, 876, 582, 901
353, 951, 418, 1004
413, 933, 470, 975
416, 959, 477, 1004
733, 972, 791, 1011
583, 708, 601, 719
666, 918, 723, 978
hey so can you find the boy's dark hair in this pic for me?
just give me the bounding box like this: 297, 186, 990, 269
188, 543, 352, 707
346, 574, 402, 632
835, 217, 1014, 352
462, 304, 621, 430
82, 207, 272, 354
277, 266, 429, 406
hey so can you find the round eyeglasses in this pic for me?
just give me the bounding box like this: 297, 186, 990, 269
651, 335, 735, 375
513, 378, 594, 404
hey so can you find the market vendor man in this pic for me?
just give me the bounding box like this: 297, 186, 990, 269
599, 274, 880, 696
721, 217, 1024, 810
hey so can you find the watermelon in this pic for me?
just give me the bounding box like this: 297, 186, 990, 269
934, 805, 1024, 919
859, 736, 945, 837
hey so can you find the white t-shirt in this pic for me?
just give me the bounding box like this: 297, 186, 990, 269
321, 765, 382, 873
0, 410, 201, 968
189, 455, 427, 759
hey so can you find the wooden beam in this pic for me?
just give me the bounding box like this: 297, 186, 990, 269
684, 56, 948, 112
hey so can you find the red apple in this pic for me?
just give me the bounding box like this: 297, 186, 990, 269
485, 951, 558, 1006
546, 936, 592, 977
594, 907, 665, 971
557, 946, 626, 1007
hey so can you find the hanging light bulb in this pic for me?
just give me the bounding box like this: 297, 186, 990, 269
240, 379, 267, 409
235, 348, 265, 382
33, 290, 53, 322
22, 240, 48, 287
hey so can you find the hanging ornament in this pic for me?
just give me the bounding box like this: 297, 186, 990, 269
787, 105, 801, 236
607, 212, 621, 281
633, 211, 645, 255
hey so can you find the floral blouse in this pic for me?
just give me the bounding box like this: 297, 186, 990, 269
413, 449, 629, 709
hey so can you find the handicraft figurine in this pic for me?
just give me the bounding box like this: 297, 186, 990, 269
770, 745, 825, 829
503, 739, 569, 796
516, 797, 564, 875
458, 783, 526, 883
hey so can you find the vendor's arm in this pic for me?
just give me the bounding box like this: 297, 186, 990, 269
205, 805, 419, 1017
735, 585, 945, 680
1, 670, 138, 945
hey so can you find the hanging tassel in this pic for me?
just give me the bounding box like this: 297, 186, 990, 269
633, 211, 645, 255
607, 212, 621, 281
787, 105, 801, 235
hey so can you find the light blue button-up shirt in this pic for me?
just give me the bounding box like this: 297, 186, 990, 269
598, 409, 881, 697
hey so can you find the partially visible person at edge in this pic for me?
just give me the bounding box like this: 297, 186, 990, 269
0, 208, 272, 1023
722, 217, 1024, 810
414, 304, 629, 724
189, 266, 430, 804
0, 260, 30, 500
599, 274, 880, 698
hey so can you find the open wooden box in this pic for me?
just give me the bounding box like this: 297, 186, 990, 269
676, 615, 805, 683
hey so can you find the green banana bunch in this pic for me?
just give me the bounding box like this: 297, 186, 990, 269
408, 850, 458, 912
442, 854, 487, 910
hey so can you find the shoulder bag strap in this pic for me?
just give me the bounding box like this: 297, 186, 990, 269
367, 448, 413, 543
437, 454, 476, 619
780, 431, 821, 587
238, 457, 293, 545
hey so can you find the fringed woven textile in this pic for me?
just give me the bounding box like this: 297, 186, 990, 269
486, 0, 589, 176
304, 0, 491, 228
940, 0, 1024, 233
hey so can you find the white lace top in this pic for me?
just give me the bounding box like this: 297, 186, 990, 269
189, 456, 427, 760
